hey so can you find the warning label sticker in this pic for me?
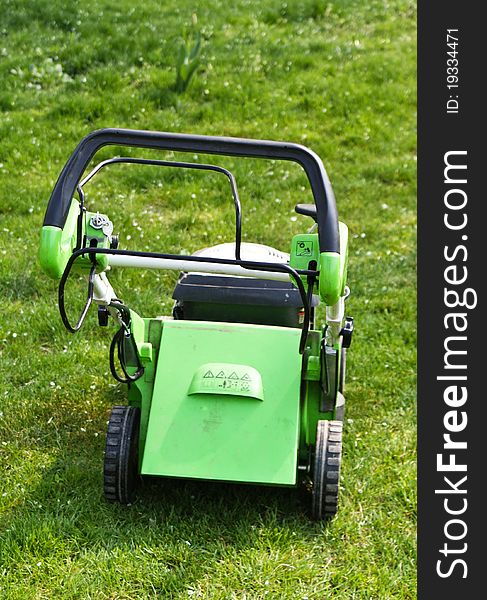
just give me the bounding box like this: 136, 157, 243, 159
189, 363, 263, 400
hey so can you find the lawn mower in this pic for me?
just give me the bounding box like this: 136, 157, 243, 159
39, 128, 353, 520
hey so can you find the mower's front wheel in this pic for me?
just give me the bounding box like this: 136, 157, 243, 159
311, 420, 343, 520
104, 405, 140, 504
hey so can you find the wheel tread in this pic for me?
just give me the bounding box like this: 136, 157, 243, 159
103, 405, 140, 504
311, 419, 343, 520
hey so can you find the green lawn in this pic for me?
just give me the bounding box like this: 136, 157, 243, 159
0, 0, 416, 598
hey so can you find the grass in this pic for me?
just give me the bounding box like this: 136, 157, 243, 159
0, 0, 416, 598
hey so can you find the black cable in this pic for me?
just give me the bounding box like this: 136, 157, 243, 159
58, 251, 144, 382
108, 301, 144, 383
58, 262, 96, 333
109, 326, 144, 384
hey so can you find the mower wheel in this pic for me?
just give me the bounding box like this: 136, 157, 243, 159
104, 405, 140, 504
311, 420, 343, 520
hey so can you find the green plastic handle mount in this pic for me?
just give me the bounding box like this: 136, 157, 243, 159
319, 222, 349, 305
39, 198, 79, 279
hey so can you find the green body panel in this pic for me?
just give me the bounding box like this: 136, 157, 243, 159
128, 317, 340, 472
126, 316, 164, 463
299, 330, 335, 459
141, 320, 302, 485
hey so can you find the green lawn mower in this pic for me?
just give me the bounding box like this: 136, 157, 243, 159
39, 128, 353, 520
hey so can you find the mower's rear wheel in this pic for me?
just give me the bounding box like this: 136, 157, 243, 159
104, 405, 140, 504
311, 420, 343, 520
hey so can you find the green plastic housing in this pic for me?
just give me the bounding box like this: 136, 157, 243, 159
289, 233, 320, 272
289, 223, 348, 306
318, 222, 349, 305
39, 199, 80, 279
39, 199, 111, 278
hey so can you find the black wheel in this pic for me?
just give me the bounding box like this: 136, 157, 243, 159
339, 347, 346, 393
311, 420, 343, 520
104, 405, 140, 504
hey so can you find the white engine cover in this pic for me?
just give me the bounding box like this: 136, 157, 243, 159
192, 242, 289, 264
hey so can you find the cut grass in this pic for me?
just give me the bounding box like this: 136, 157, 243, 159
0, 0, 416, 598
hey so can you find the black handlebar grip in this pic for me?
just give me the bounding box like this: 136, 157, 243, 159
43, 128, 339, 253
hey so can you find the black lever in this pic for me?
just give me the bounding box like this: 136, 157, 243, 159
295, 203, 317, 222
340, 316, 354, 348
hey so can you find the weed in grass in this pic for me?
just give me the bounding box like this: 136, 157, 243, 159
175, 15, 203, 94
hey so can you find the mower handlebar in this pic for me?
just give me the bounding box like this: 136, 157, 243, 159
42, 128, 340, 254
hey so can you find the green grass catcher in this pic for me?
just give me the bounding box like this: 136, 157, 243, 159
39, 128, 354, 520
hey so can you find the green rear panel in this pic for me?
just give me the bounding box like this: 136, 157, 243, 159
141, 320, 302, 485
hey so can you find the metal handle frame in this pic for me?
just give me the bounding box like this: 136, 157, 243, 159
79, 156, 244, 260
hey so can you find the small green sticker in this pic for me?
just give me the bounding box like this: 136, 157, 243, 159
296, 240, 313, 256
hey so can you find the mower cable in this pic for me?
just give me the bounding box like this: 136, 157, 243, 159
107, 301, 144, 384
58, 260, 96, 333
